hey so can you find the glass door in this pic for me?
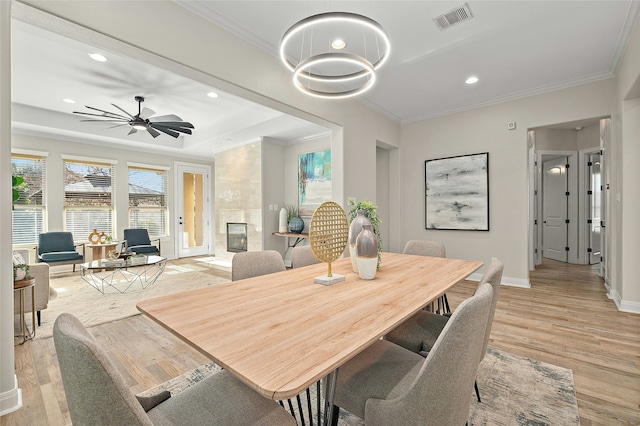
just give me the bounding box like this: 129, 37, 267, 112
176, 162, 211, 258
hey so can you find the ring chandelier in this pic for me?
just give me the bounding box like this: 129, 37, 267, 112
279, 12, 390, 99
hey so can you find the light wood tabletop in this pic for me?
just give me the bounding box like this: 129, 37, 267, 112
137, 252, 482, 400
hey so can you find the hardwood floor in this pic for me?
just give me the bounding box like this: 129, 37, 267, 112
2, 258, 639, 425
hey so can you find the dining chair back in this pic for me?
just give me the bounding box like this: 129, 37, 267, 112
123, 228, 161, 255
385, 258, 503, 402
403, 240, 448, 313
37, 231, 85, 271
291, 245, 320, 268
331, 283, 494, 426
402, 240, 446, 258
53, 313, 295, 425
231, 250, 286, 281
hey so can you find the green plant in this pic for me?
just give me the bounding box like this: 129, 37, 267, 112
285, 203, 299, 221
13, 263, 30, 281
12, 175, 24, 207
347, 199, 383, 269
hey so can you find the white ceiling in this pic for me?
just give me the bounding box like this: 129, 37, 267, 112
11, 1, 640, 159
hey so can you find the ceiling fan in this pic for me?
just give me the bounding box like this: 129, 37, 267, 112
73, 95, 194, 138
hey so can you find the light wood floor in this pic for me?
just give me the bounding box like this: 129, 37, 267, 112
2, 258, 639, 425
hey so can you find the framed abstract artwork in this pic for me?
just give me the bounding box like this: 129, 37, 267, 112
299, 149, 331, 216
424, 152, 489, 231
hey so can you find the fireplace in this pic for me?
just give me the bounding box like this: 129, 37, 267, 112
227, 222, 248, 253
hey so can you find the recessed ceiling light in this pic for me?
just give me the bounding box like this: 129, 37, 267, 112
207, 92, 219, 98
465, 76, 479, 85
62, 98, 76, 104
88, 53, 107, 62
331, 39, 346, 50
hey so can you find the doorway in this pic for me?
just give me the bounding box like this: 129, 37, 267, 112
175, 162, 211, 258
542, 156, 569, 262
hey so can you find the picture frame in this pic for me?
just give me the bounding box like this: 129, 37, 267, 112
298, 149, 331, 216
425, 152, 489, 231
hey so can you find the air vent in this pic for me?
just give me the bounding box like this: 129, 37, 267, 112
433, 3, 473, 31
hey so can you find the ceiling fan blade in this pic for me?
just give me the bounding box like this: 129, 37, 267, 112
128, 128, 138, 135
79, 118, 129, 123
149, 114, 182, 122
139, 107, 156, 120
74, 111, 129, 120
150, 121, 195, 129
110, 103, 135, 119
147, 127, 161, 138
150, 123, 192, 135
150, 124, 180, 138
103, 123, 130, 130
82, 106, 130, 120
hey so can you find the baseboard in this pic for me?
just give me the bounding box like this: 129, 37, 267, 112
0, 375, 22, 416
610, 289, 640, 314
467, 273, 531, 288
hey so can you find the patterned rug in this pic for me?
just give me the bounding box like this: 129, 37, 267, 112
33, 261, 229, 339
140, 348, 580, 425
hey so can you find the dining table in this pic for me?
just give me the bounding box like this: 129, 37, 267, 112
137, 252, 482, 424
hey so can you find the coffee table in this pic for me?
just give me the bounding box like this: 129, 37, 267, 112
80, 255, 167, 294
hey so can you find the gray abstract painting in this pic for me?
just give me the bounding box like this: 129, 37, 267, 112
425, 152, 489, 231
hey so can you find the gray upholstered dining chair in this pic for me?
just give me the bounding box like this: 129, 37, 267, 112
403, 240, 449, 313
330, 282, 494, 426
290, 245, 320, 268
53, 313, 295, 426
231, 250, 286, 281
385, 258, 503, 402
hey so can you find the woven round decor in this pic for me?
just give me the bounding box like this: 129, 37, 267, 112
309, 201, 348, 275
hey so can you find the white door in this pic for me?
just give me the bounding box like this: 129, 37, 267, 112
542, 157, 568, 262
588, 152, 602, 264
176, 163, 211, 258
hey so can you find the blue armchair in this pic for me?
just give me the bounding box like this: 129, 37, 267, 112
37, 232, 85, 272
123, 228, 161, 256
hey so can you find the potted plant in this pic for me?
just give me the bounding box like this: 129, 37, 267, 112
286, 203, 304, 233
13, 261, 30, 282
347, 199, 383, 270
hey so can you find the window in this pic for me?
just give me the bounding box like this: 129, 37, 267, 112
128, 164, 168, 237
12, 152, 47, 245
63, 157, 115, 241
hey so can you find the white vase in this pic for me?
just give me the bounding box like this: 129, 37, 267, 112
356, 225, 377, 280
348, 210, 371, 273
279, 207, 288, 233
14, 267, 26, 281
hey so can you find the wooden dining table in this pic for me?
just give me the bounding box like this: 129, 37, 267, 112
137, 252, 481, 420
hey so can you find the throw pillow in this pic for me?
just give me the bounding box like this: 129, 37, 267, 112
12, 251, 26, 266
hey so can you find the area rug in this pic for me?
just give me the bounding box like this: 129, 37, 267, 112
139, 348, 579, 425
34, 262, 230, 339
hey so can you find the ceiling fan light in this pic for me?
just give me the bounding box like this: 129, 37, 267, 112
133, 123, 148, 130
88, 53, 107, 62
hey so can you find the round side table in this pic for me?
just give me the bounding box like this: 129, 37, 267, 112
14, 277, 36, 344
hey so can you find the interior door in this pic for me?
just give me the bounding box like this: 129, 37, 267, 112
588, 152, 602, 264
176, 163, 210, 258
542, 157, 568, 262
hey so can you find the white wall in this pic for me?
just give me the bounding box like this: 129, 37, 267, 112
615, 13, 640, 312
401, 78, 617, 284
0, 1, 20, 416
262, 138, 285, 254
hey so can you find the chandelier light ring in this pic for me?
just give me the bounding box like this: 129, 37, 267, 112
295, 52, 375, 83
279, 12, 391, 75
293, 53, 376, 99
